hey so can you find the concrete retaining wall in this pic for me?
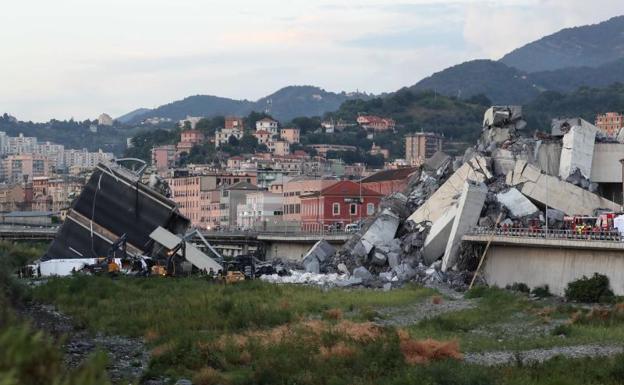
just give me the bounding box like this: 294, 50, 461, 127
483, 245, 624, 296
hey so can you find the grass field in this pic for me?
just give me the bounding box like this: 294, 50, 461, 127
30, 276, 624, 385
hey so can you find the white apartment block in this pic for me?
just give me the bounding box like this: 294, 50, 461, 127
215, 127, 244, 147
255, 118, 279, 135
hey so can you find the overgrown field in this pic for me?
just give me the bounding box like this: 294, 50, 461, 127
31, 276, 624, 385
0, 241, 111, 385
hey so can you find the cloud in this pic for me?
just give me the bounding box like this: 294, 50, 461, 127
1, 0, 624, 121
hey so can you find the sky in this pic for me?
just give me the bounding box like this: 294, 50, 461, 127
2, 0, 624, 122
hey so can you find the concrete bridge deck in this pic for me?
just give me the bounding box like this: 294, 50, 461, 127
463, 228, 624, 251
462, 227, 624, 296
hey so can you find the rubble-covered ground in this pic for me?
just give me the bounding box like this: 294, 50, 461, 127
26, 276, 624, 385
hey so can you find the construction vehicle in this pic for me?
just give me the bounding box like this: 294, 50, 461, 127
82, 234, 128, 275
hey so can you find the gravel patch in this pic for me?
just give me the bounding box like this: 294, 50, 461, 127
20, 304, 150, 384
465, 345, 624, 366
374, 286, 475, 327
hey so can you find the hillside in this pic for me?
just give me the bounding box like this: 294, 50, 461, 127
529, 59, 624, 93
410, 60, 540, 105
125, 86, 368, 124
500, 16, 624, 73
115, 108, 151, 124
524, 83, 624, 130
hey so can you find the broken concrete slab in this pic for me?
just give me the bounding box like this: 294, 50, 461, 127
559, 119, 597, 180
387, 252, 400, 269
483, 106, 523, 128
372, 251, 387, 266
409, 155, 492, 225
442, 181, 488, 272
591, 143, 624, 183
352, 266, 373, 281
424, 151, 452, 173
507, 162, 620, 215
358, 209, 400, 252
551, 117, 596, 137
150, 227, 222, 273
422, 205, 457, 265
535, 141, 562, 177
496, 188, 539, 218
302, 240, 336, 273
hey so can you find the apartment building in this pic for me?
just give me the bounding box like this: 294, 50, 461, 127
300, 181, 383, 231
256, 118, 279, 135
405, 132, 443, 166
280, 127, 300, 144
596, 112, 624, 137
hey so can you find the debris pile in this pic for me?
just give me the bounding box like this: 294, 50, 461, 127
279, 105, 623, 291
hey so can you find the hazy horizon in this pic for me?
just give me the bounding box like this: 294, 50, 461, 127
2, 0, 624, 122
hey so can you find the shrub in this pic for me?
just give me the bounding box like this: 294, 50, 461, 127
565, 273, 615, 303
611, 354, 624, 382
551, 324, 572, 337
397, 329, 462, 365
465, 285, 488, 299
531, 285, 552, 298
506, 282, 530, 294
431, 295, 443, 305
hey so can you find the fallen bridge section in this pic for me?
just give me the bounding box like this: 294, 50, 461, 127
506, 161, 620, 215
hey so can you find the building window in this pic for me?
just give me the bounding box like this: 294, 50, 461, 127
350, 203, 357, 215
332, 203, 340, 216
367, 203, 375, 215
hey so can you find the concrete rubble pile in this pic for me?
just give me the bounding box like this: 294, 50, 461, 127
283, 105, 623, 291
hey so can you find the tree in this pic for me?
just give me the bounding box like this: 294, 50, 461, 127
228, 135, 240, 146
244, 111, 274, 130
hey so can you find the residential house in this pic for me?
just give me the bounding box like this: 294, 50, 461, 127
178, 116, 203, 129
283, 176, 339, 229
360, 167, 419, 196
356, 115, 396, 131
215, 126, 244, 147
300, 180, 383, 231
253, 130, 272, 147
151, 145, 177, 173
272, 140, 290, 156
177, 129, 205, 154
256, 118, 279, 135
280, 127, 300, 144
225, 116, 244, 130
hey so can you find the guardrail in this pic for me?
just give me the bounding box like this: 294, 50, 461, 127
468, 227, 623, 242
200, 229, 355, 238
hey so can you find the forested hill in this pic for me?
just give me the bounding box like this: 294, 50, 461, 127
121, 86, 371, 124
500, 16, 624, 73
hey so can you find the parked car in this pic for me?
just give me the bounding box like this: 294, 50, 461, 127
345, 223, 361, 233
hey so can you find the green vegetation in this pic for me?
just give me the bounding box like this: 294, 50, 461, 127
0, 113, 152, 156
565, 273, 615, 303
0, 241, 110, 385
28, 277, 624, 384
525, 83, 624, 130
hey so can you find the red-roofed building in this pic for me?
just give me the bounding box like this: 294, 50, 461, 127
361, 167, 419, 196
357, 115, 396, 132
300, 180, 383, 231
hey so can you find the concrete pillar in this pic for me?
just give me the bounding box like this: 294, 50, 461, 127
442, 181, 487, 271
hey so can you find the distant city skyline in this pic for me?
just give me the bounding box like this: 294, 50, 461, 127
2, 0, 624, 122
